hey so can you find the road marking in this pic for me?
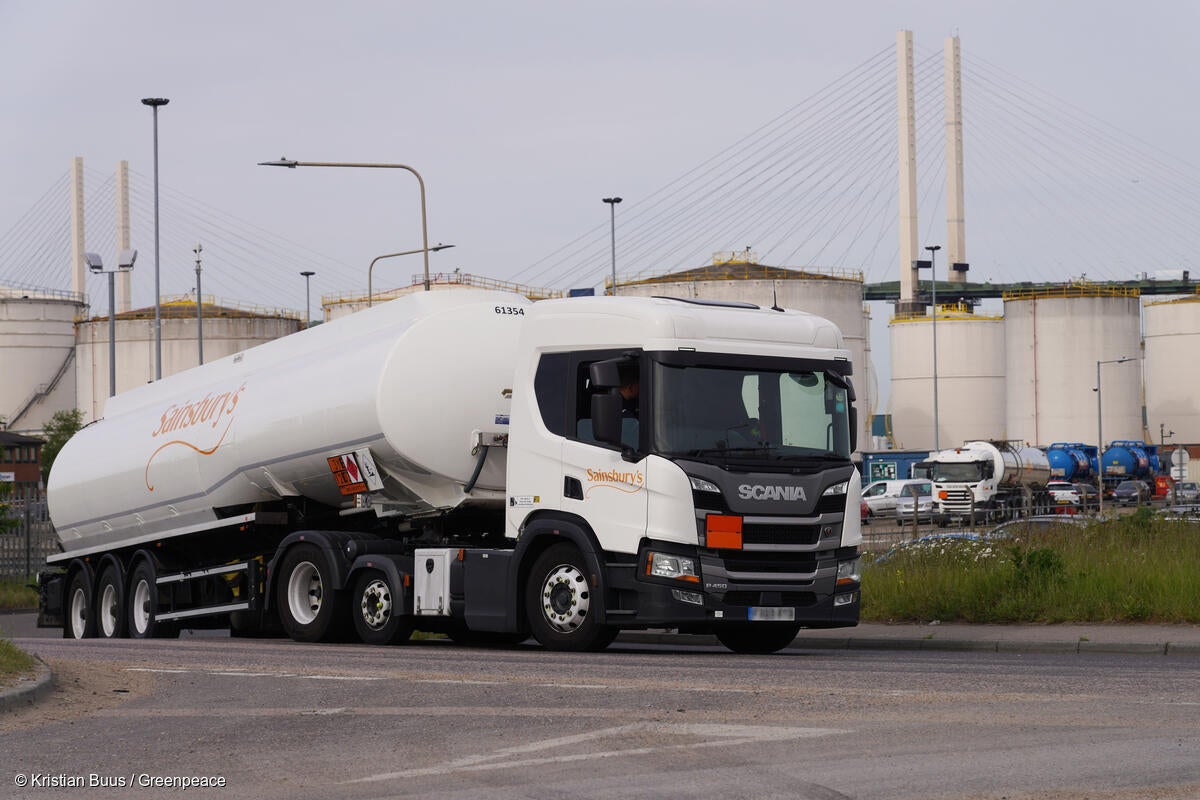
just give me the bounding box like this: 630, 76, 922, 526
346, 722, 848, 783
123, 667, 381, 682
417, 679, 504, 686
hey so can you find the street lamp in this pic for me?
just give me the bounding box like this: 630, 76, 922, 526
300, 271, 316, 328
602, 197, 622, 295
1095, 356, 1134, 516
260, 158, 433, 291
368, 244, 455, 307
915, 245, 942, 450
194, 242, 204, 365
141, 97, 169, 380
84, 249, 137, 398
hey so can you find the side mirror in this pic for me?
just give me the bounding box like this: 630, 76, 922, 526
591, 391, 623, 447
589, 359, 622, 390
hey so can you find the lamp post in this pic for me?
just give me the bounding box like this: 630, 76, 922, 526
194, 242, 204, 365
1096, 356, 1134, 516
141, 97, 169, 380
914, 245, 943, 450
300, 271, 315, 328
84, 249, 137, 398
602, 197, 622, 295
259, 158, 433, 291
368, 244, 455, 307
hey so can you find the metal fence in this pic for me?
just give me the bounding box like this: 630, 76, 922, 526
0, 501, 58, 579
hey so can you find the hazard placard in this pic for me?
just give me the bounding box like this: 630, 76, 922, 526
327, 449, 384, 495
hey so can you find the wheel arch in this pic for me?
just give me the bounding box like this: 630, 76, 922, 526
264, 530, 357, 611
514, 511, 609, 627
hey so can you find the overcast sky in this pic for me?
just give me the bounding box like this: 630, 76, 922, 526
3, 1, 1199, 410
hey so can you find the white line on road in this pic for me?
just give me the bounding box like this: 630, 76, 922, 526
123, 667, 381, 681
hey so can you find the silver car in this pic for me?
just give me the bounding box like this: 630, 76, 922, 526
1173, 481, 1200, 503
894, 481, 934, 524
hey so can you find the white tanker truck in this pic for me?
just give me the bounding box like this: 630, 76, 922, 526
38, 289, 863, 653
929, 440, 1053, 525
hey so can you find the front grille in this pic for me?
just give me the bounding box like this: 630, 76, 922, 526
742, 523, 822, 546
815, 493, 846, 515
723, 591, 816, 607
718, 551, 819, 574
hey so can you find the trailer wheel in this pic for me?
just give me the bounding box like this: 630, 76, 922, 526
277, 544, 348, 643
96, 564, 127, 639
525, 543, 616, 652
714, 622, 801, 654
63, 569, 94, 639
351, 570, 413, 645
126, 561, 178, 639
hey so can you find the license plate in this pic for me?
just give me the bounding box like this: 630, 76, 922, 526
748, 607, 795, 622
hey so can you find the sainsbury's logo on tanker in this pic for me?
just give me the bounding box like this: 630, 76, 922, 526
151, 383, 247, 438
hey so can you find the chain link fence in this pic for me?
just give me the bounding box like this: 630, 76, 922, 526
1, 500, 59, 579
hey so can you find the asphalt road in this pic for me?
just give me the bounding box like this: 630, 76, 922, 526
3, 629, 1198, 800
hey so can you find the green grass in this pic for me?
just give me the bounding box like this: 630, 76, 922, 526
862, 513, 1200, 624
0, 578, 37, 611
0, 638, 36, 687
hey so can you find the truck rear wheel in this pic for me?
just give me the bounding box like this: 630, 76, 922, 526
64, 569, 94, 639
96, 565, 127, 639
351, 570, 413, 645
126, 561, 178, 639
277, 544, 348, 643
525, 543, 616, 652
714, 622, 801, 654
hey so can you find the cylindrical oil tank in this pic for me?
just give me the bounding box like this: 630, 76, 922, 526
1004, 288, 1142, 447
49, 289, 531, 553
616, 262, 872, 450
0, 287, 86, 433
888, 310, 1005, 451
1101, 440, 1157, 480
1046, 442, 1098, 482
1144, 296, 1200, 443
75, 297, 304, 423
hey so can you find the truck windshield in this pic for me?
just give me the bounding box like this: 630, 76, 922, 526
651, 362, 851, 461
931, 461, 989, 482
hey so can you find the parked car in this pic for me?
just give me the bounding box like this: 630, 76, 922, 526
1173, 481, 1200, 503
862, 478, 929, 519
894, 481, 934, 524
1072, 483, 1099, 509
1047, 481, 1081, 507
1112, 480, 1152, 506
861, 498, 870, 525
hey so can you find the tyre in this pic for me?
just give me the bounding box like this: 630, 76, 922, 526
714, 622, 801, 654
276, 543, 348, 643
525, 543, 615, 652
63, 568, 94, 639
126, 561, 179, 639
95, 564, 126, 639
351, 569, 413, 645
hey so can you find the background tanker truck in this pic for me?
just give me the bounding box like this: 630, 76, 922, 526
37, 290, 863, 654
1046, 442, 1099, 483
928, 441, 1053, 525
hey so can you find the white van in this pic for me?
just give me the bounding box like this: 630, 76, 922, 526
861, 478, 929, 518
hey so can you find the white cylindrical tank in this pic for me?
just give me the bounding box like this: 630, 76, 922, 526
617, 264, 872, 450
888, 311, 1005, 450
1144, 296, 1200, 443
49, 289, 531, 554
0, 288, 86, 433
75, 299, 304, 423
1004, 288, 1142, 447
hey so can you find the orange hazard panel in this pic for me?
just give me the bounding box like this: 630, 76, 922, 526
327, 455, 367, 496
705, 514, 743, 550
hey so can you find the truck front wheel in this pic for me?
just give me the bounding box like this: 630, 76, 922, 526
715, 622, 801, 654
525, 543, 617, 652
277, 544, 348, 643
351, 570, 413, 645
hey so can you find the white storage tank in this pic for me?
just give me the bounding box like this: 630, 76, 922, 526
0, 286, 87, 433
1144, 295, 1200, 443
75, 296, 303, 423
1004, 286, 1142, 447
616, 256, 873, 451
888, 309, 1005, 450
324, 272, 564, 322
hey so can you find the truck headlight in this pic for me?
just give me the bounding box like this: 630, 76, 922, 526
646, 551, 700, 583
836, 557, 862, 586
689, 476, 721, 493
822, 481, 849, 497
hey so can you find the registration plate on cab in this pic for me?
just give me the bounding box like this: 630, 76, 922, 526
749, 607, 795, 622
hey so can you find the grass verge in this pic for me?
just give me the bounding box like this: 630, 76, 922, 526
862, 512, 1200, 623
0, 638, 37, 689
0, 578, 37, 611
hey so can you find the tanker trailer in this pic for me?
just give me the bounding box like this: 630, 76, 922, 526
1046, 443, 1099, 482
929, 441, 1053, 525
1100, 440, 1159, 494
39, 290, 863, 654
